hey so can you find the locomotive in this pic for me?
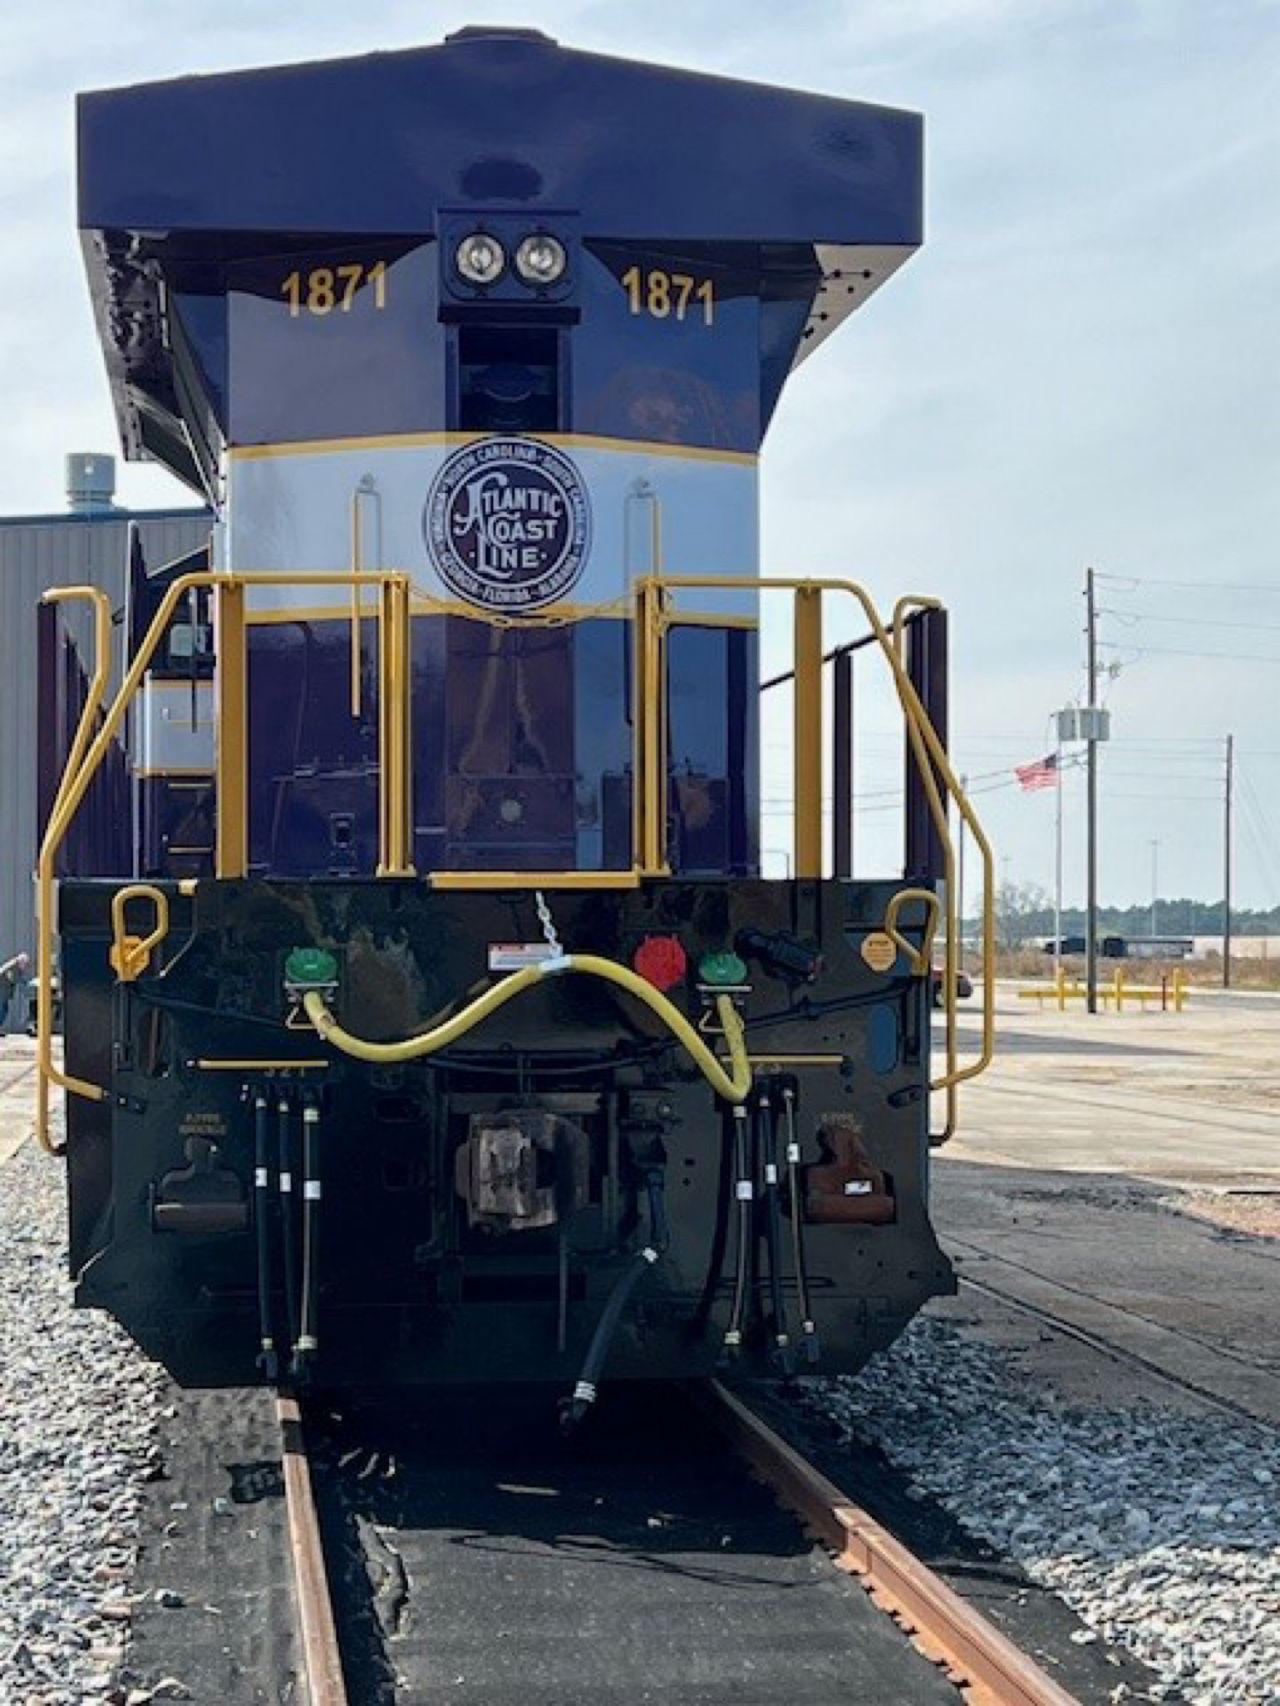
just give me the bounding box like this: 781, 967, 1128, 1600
38, 28, 992, 1410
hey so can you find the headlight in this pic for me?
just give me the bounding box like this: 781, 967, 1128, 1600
455, 232, 505, 286
515, 232, 567, 286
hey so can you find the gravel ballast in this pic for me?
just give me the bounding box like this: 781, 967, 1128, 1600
0, 1140, 164, 1704
810, 1316, 1280, 1705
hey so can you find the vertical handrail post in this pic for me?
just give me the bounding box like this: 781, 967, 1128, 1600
793, 586, 823, 880
376, 578, 393, 874
378, 575, 414, 875
635, 578, 668, 876
833, 647, 853, 879
349, 495, 364, 719
214, 580, 248, 879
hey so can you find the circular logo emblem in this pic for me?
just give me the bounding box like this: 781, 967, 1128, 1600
424, 438, 591, 613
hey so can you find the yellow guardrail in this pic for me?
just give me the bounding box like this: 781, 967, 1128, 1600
1020, 967, 1190, 1012
36, 566, 993, 1150
34, 569, 413, 1154
635, 575, 996, 1131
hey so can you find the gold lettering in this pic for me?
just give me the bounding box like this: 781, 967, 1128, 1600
619, 266, 717, 328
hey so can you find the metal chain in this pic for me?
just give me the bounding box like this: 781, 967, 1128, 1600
534, 890, 563, 956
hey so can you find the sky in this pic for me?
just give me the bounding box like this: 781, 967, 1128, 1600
2, 0, 1277, 910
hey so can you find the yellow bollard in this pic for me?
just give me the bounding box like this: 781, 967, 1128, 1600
1174, 968, 1188, 1012
1056, 964, 1067, 1012
1113, 967, 1125, 1012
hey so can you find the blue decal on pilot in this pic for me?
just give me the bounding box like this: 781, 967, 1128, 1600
424, 437, 591, 612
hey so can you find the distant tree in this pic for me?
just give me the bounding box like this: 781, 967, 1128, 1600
995, 880, 1051, 948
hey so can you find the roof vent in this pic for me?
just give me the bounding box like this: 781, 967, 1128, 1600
66, 453, 117, 515
444, 26, 556, 45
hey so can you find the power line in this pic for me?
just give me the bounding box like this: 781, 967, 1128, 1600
1100, 608, 1280, 634
1097, 640, 1280, 665
1101, 791, 1222, 802
1095, 572, 1280, 595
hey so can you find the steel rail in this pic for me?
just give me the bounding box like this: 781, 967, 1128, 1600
277, 1395, 348, 1706
957, 1270, 1280, 1438
693, 1380, 1079, 1706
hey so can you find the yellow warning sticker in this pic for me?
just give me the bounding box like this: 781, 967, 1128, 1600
860, 932, 898, 974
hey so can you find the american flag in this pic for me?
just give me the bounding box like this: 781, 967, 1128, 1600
1015, 753, 1059, 792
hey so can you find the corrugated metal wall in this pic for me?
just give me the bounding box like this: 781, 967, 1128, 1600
0, 509, 211, 1025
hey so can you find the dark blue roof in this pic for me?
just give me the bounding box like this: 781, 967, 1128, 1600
78, 30, 922, 487
79, 28, 921, 245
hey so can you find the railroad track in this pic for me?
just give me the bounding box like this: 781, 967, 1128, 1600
277, 1384, 1079, 1706
962, 1269, 1280, 1439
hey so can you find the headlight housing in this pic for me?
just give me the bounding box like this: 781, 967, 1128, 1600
455, 232, 505, 286
514, 232, 567, 287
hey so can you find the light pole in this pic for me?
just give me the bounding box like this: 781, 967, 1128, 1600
1150, 839, 1159, 938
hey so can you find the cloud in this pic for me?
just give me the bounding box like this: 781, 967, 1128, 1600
2, 0, 1276, 903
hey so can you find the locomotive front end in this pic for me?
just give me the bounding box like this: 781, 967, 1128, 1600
41, 27, 993, 1394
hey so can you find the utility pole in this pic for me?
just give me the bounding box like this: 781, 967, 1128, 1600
1150, 839, 1159, 938
1053, 736, 1064, 977
1224, 733, 1234, 989
1085, 567, 1099, 1013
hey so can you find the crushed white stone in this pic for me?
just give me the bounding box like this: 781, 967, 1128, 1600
808, 1316, 1280, 1705
0, 1138, 164, 1704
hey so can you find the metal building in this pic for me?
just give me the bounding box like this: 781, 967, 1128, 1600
0, 455, 209, 1024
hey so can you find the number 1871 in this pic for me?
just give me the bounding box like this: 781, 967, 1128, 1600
621, 266, 715, 326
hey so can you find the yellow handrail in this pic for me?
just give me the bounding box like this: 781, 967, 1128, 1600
637, 574, 996, 1116
883, 887, 941, 976
36, 566, 992, 1149
35, 587, 114, 1152
34, 568, 413, 1154
109, 885, 171, 983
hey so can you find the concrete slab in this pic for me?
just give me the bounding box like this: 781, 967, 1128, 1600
946, 984, 1280, 1188
0, 1037, 37, 1165
932, 1162, 1280, 1427
932, 986, 1280, 1426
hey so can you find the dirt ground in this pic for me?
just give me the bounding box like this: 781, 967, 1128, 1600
1168, 1188, 1280, 1239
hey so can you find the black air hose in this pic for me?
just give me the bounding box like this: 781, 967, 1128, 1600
561, 1167, 668, 1433
690, 1104, 736, 1335
782, 1085, 819, 1363
277, 1094, 300, 1360
761, 1087, 793, 1372
293, 1099, 322, 1377
720, 1104, 752, 1361
253, 1093, 278, 1382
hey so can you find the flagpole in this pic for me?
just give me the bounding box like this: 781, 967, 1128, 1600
1053, 740, 1063, 979
957, 774, 968, 955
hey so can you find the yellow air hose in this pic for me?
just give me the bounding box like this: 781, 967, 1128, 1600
300, 952, 752, 1104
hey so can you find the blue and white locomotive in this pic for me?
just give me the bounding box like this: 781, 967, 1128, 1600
38, 27, 992, 1408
